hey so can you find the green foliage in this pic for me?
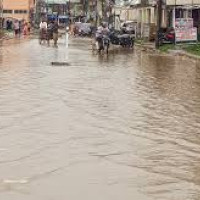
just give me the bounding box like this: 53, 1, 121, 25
159, 43, 200, 56
159, 44, 175, 52
135, 39, 144, 45
184, 44, 200, 56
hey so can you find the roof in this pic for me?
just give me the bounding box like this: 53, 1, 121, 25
130, 0, 141, 5
45, 0, 80, 4
115, 0, 142, 7
166, 0, 200, 5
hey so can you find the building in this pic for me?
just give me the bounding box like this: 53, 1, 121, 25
45, 0, 82, 20
80, 0, 115, 25
114, 0, 200, 41
3, 0, 35, 22
165, 0, 200, 27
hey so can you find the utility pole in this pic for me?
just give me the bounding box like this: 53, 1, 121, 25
155, 0, 163, 48
95, 0, 98, 26
68, 0, 71, 23
102, 0, 104, 22
0, 0, 3, 39
86, 0, 88, 19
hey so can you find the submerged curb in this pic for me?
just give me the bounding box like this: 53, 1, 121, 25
136, 42, 200, 61
179, 52, 200, 60
167, 49, 200, 60
135, 43, 158, 53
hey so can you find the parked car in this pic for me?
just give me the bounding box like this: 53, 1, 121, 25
121, 21, 137, 35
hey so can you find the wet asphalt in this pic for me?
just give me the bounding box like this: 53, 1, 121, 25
0, 36, 200, 200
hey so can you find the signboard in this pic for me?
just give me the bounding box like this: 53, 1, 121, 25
175, 18, 197, 42
175, 18, 193, 28
175, 28, 197, 42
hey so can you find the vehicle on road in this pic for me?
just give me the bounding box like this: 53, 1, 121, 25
74, 22, 93, 37
158, 27, 175, 45
95, 35, 110, 54
121, 21, 136, 34
109, 29, 134, 48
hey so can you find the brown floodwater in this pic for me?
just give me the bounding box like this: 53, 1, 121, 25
0, 37, 200, 200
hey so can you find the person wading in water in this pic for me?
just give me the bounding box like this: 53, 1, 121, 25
52, 20, 59, 46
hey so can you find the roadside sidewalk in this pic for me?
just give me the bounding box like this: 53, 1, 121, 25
0, 31, 14, 40
135, 41, 156, 51
135, 41, 200, 61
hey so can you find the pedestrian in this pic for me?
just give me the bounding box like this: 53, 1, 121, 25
39, 19, 47, 44
6, 20, 9, 30
13, 20, 20, 37
27, 22, 31, 34
23, 22, 28, 36
47, 21, 54, 45
9, 21, 13, 31
52, 20, 59, 46
7, 20, 12, 31
18, 21, 21, 35
40, 19, 47, 30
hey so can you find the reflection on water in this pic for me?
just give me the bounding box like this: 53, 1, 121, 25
0, 38, 200, 200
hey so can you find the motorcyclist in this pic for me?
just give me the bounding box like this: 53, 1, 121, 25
95, 23, 110, 51
95, 23, 103, 40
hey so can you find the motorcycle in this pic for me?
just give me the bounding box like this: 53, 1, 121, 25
109, 30, 134, 48
158, 28, 175, 45
96, 35, 110, 54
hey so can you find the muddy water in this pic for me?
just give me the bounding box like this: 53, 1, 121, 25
0, 38, 200, 200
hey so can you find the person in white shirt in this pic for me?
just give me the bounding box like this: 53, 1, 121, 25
95, 23, 103, 39
95, 23, 110, 51
13, 20, 20, 36
40, 20, 47, 30
39, 20, 47, 44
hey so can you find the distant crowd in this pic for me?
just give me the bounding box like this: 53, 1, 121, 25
5, 19, 31, 37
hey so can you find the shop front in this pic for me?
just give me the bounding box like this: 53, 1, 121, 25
166, 0, 200, 41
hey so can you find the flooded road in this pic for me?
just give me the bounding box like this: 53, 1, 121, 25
0, 37, 200, 200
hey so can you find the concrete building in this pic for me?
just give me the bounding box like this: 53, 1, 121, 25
165, 0, 200, 27
3, 0, 35, 21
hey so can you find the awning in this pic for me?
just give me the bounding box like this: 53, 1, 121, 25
130, 0, 141, 5
58, 15, 69, 19
47, 14, 57, 19
175, 5, 200, 9
166, 0, 200, 6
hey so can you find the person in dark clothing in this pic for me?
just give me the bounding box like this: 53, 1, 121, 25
52, 20, 59, 46
6, 20, 9, 30
47, 21, 54, 45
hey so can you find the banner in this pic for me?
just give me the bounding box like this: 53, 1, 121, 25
175, 18, 197, 42
175, 28, 197, 42
175, 18, 193, 29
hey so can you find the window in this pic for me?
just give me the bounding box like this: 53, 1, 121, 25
14, 10, 28, 14
3, 10, 13, 14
